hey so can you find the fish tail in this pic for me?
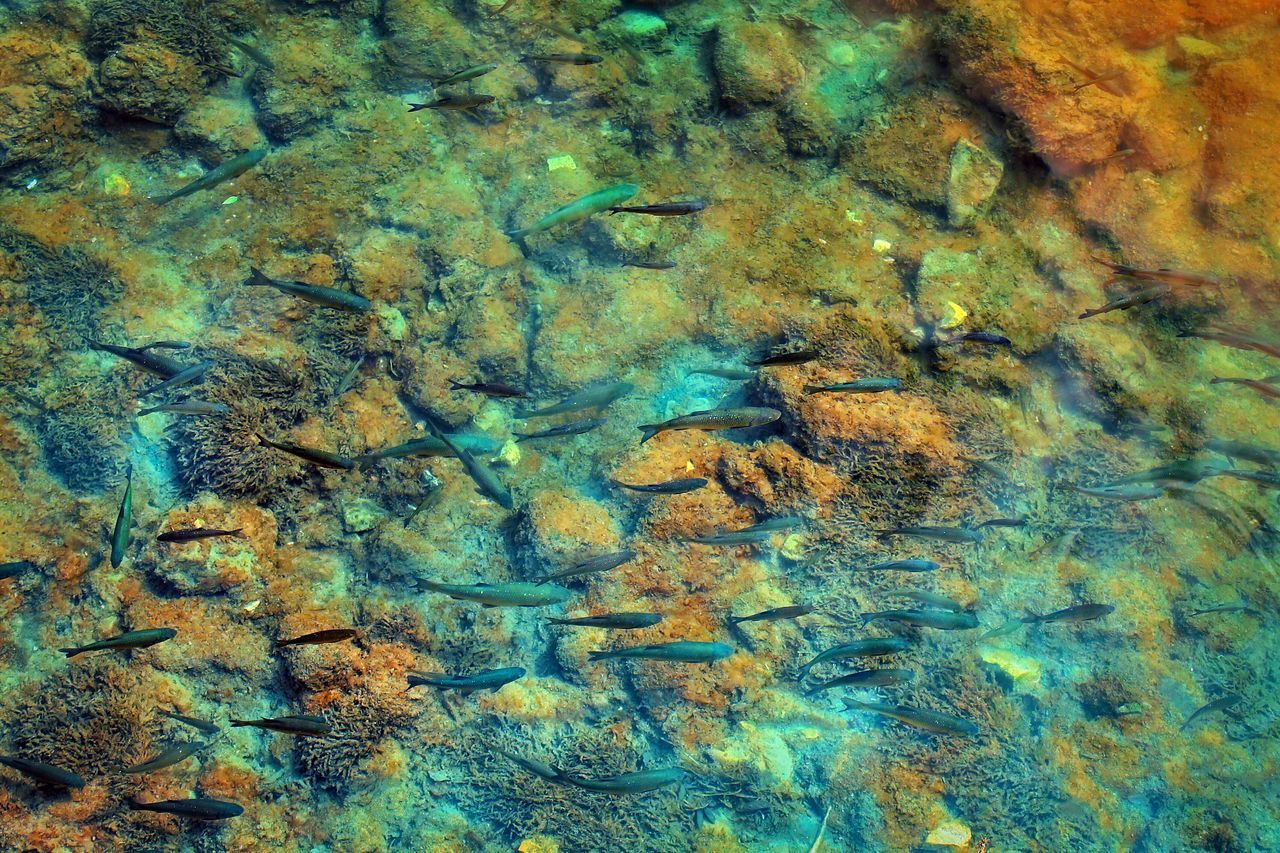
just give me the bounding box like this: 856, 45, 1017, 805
802, 385, 823, 394
1209, 377, 1227, 385
59, 646, 85, 658
546, 618, 568, 626
506, 227, 530, 240
447, 379, 465, 390
796, 663, 814, 681
587, 650, 613, 662
244, 268, 274, 288
229, 720, 250, 727
407, 103, 428, 112
638, 424, 661, 444
136, 406, 159, 417
726, 615, 744, 626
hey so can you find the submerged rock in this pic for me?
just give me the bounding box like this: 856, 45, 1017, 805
96, 42, 207, 124
713, 21, 803, 111
946, 137, 1003, 227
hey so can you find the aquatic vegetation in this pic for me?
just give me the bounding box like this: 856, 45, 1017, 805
36, 376, 131, 492
295, 687, 417, 789
0, 227, 124, 347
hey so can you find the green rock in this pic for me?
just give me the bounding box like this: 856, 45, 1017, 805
616, 10, 667, 45
946, 137, 1004, 227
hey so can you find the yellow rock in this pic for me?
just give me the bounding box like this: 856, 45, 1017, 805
546, 155, 576, 172
940, 301, 968, 330
926, 819, 972, 847
780, 532, 806, 560
104, 173, 130, 196
979, 646, 1042, 687
497, 439, 522, 467
518, 837, 560, 853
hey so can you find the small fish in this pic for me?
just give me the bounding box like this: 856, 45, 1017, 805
61, 627, 176, 658
0, 560, 34, 580
797, 637, 912, 680
120, 741, 204, 774
1205, 439, 1280, 468
1022, 603, 1114, 624
548, 612, 664, 629
623, 259, 677, 270
425, 420, 514, 509
1182, 325, 1280, 359
91, 341, 186, 378
522, 52, 604, 65
875, 526, 982, 544
356, 433, 501, 464
561, 767, 686, 794
979, 618, 1026, 640
728, 604, 814, 625
433, 62, 498, 86
607, 201, 707, 216
1109, 459, 1232, 487
1092, 256, 1219, 289
516, 417, 608, 443
225, 36, 274, 69
588, 640, 733, 663
805, 668, 915, 695
940, 331, 1012, 347
0, 755, 85, 788
1067, 483, 1166, 501
883, 589, 964, 612
159, 710, 221, 735
449, 379, 529, 398
1211, 377, 1280, 402
857, 558, 940, 573
536, 549, 635, 585
111, 465, 132, 570
138, 400, 229, 416
974, 517, 1027, 529
407, 93, 496, 112
257, 435, 354, 470
244, 268, 371, 312
419, 580, 572, 607
230, 715, 330, 736
1062, 59, 1128, 96
508, 185, 639, 240
521, 381, 634, 419
1181, 693, 1243, 732
862, 609, 979, 630
803, 378, 902, 395
154, 147, 267, 205
140, 361, 213, 398
842, 699, 979, 736
137, 340, 192, 351
611, 477, 708, 494
689, 367, 755, 380
638, 406, 780, 444
684, 516, 801, 546
157, 527, 243, 543
406, 667, 525, 693
1077, 284, 1169, 319
749, 349, 818, 367
276, 628, 358, 647
1187, 603, 1261, 618
496, 747, 565, 782
128, 798, 244, 820
333, 356, 364, 397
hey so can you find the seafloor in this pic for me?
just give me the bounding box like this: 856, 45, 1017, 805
1, 0, 1278, 850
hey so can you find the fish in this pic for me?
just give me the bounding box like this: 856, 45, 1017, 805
862, 609, 980, 630
515, 417, 608, 443
157, 527, 243, 543
1211, 377, 1280, 401
496, 748, 565, 782
154, 147, 267, 205
803, 378, 903, 395
424, 420, 515, 509
355, 433, 502, 465
418, 580, 572, 607
536, 549, 636, 585
91, 341, 186, 378
1022, 603, 1114, 623
979, 618, 1026, 640
137, 340, 192, 351
159, 711, 221, 734
875, 526, 982, 544
1181, 693, 1243, 731
244, 268, 371, 312
432, 62, 498, 86
229, 715, 330, 736
588, 640, 733, 663
1066, 483, 1166, 501
940, 331, 1012, 347
684, 516, 802, 546
1205, 439, 1280, 468
607, 201, 707, 216
407, 93, 497, 112
138, 400, 229, 416
1062, 59, 1128, 96
842, 699, 979, 736
522, 53, 604, 65
276, 628, 358, 647
973, 517, 1027, 529
1181, 326, 1280, 360
728, 604, 815, 625
449, 379, 530, 398
61, 627, 176, 658
805, 668, 916, 695
0, 756, 85, 788
257, 435, 354, 470
624, 259, 677, 270
547, 612, 664, 629
857, 558, 940, 573
561, 767, 686, 794
883, 589, 965, 612
111, 465, 132, 570
749, 350, 818, 367
1187, 603, 1261, 618
0, 560, 34, 580
1077, 284, 1169, 319
140, 360, 213, 398
508, 184, 639, 240
1092, 256, 1219, 289
333, 356, 364, 397
225, 36, 274, 69
611, 477, 708, 494
797, 637, 912, 680
689, 367, 755, 380
120, 741, 204, 774
1109, 459, 1232, 487
520, 381, 634, 418
128, 798, 244, 820
406, 667, 525, 693
638, 406, 780, 443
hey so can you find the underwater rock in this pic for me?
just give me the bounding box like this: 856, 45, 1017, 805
945, 137, 1003, 227
603, 10, 669, 49
173, 94, 267, 161
915, 248, 982, 328
379, 0, 477, 84
250, 21, 367, 140
96, 41, 207, 124
0, 31, 93, 176
777, 87, 838, 159
712, 21, 803, 112
517, 490, 621, 577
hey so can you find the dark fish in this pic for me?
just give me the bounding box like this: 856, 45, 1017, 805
842, 699, 979, 736
334, 356, 364, 397
588, 640, 733, 663
257, 434, 354, 470
138, 400, 229, 417
419, 580, 571, 607
1067, 483, 1166, 501
229, 715, 330, 736
128, 798, 244, 820
157, 527, 243, 543
160, 711, 221, 735
408, 93, 497, 112
1181, 693, 1243, 732
140, 361, 213, 398
536, 549, 635, 585
638, 406, 780, 443
449, 379, 529, 398
520, 381, 634, 418
857, 558, 940, 573
875, 526, 982, 544
1077, 284, 1170, 319
974, 517, 1027, 529
244, 268, 371, 312
608, 201, 707, 216
61, 627, 176, 658
276, 628, 358, 647
406, 667, 525, 693
1110, 459, 1232, 487
1205, 439, 1280, 468
883, 589, 964, 612
433, 62, 498, 86
728, 604, 814, 625
515, 417, 607, 442
1182, 325, 1280, 359
1211, 377, 1280, 401
1022, 603, 1114, 624
1187, 603, 1261, 618
611, 477, 708, 494
1092, 256, 1220, 288
561, 767, 685, 794
225, 36, 274, 69
749, 350, 818, 367
797, 637, 912, 680
137, 340, 192, 351
624, 259, 677, 270
91, 341, 186, 378
684, 516, 801, 546
862, 609, 979, 630
0, 755, 85, 788
154, 147, 267, 205
0, 560, 34, 580
425, 420, 514, 509
120, 741, 204, 774
111, 466, 132, 570
941, 331, 1012, 347
805, 668, 915, 695
496, 748, 565, 782
355, 433, 501, 465
548, 612, 663, 629
689, 367, 755, 380
803, 378, 902, 395
522, 53, 604, 65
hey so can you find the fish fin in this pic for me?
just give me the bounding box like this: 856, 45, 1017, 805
637, 424, 661, 444
1209, 377, 1227, 385
244, 268, 274, 288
